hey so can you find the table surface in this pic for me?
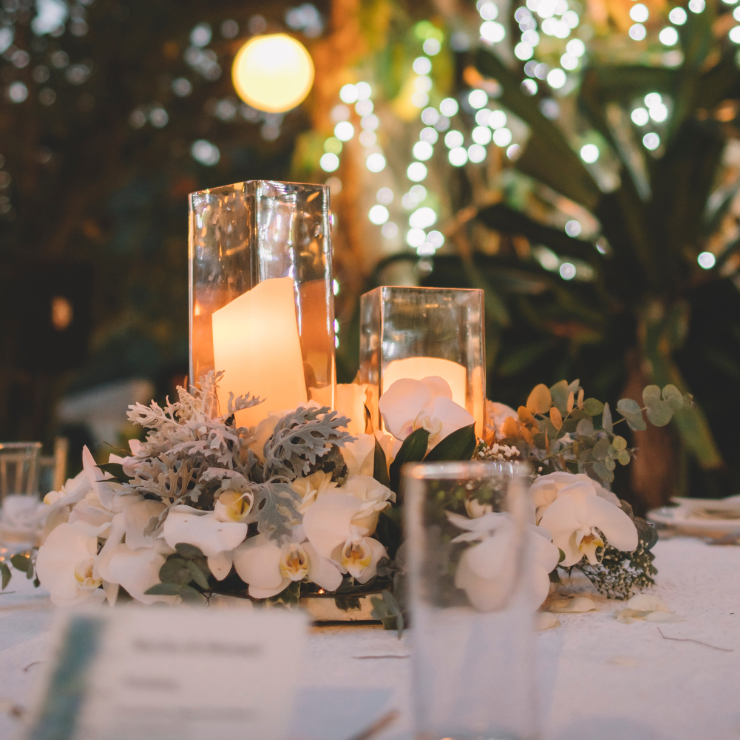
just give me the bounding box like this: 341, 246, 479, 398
1, 537, 739, 740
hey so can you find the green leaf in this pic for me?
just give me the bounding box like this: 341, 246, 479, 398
576, 417, 594, 436
583, 398, 604, 416
642, 385, 662, 407
373, 438, 391, 489
662, 384, 685, 412
159, 558, 194, 586
602, 403, 614, 434
335, 595, 361, 612
424, 424, 476, 463
145, 582, 182, 596
0, 561, 11, 590
617, 450, 631, 466
593, 438, 610, 461
175, 543, 205, 560
97, 462, 132, 484
389, 428, 430, 493
593, 460, 615, 483
10, 554, 30, 573
605, 457, 616, 471
617, 398, 641, 416
549, 380, 570, 413
179, 584, 207, 603
613, 436, 627, 451
184, 560, 210, 590
646, 402, 674, 427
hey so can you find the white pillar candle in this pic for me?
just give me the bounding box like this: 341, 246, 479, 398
212, 276, 307, 427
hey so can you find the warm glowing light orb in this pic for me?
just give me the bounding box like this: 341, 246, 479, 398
232, 34, 314, 113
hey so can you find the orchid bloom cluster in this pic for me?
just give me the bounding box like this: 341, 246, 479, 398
18, 372, 407, 607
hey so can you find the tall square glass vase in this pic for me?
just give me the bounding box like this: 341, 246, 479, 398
189, 181, 335, 426
359, 286, 486, 438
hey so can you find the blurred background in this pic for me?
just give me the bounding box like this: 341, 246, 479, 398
1, 0, 740, 510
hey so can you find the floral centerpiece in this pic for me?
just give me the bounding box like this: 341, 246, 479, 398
0, 372, 692, 628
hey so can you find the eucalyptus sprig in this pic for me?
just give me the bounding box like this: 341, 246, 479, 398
498, 379, 693, 483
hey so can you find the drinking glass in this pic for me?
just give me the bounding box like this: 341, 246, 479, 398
404, 460, 539, 740
0, 442, 42, 501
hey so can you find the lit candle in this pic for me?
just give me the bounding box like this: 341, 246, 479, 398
383, 357, 467, 409
212, 276, 307, 427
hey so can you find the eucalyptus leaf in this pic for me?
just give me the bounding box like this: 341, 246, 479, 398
642, 385, 662, 407
617, 450, 631, 466
424, 424, 476, 462
373, 438, 391, 489
175, 543, 205, 560
10, 554, 30, 573
662, 384, 685, 412
593, 460, 615, 483
646, 402, 674, 427
576, 417, 594, 436
583, 398, 604, 416
390, 428, 430, 493
593, 438, 610, 460
179, 584, 207, 603
159, 558, 194, 586
527, 384, 553, 414
184, 559, 210, 590
0, 561, 10, 590
549, 380, 570, 413
617, 398, 642, 416
145, 583, 182, 596
605, 457, 616, 471
613, 436, 627, 451
602, 402, 614, 434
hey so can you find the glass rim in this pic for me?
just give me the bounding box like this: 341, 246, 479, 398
188, 179, 329, 199
0, 442, 42, 451
367, 285, 483, 296
402, 459, 531, 480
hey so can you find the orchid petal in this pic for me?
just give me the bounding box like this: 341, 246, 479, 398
420, 376, 453, 400
582, 495, 638, 553
232, 534, 287, 596
162, 507, 247, 559
303, 542, 343, 591
302, 493, 363, 559
356, 538, 387, 584
378, 378, 431, 440
341, 434, 377, 477
428, 396, 474, 443
123, 499, 165, 550
538, 495, 583, 567
207, 550, 234, 581
103, 544, 176, 605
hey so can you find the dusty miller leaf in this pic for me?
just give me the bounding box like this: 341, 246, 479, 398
254, 481, 302, 540
263, 406, 353, 482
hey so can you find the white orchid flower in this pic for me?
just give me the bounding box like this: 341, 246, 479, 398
302, 492, 388, 584
35, 523, 105, 606
447, 511, 559, 611
291, 471, 338, 513
531, 471, 620, 524
162, 505, 248, 580
378, 377, 474, 448
247, 411, 284, 462
339, 475, 395, 534
341, 431, 395, 477
214, 490, 255, 523
232, 529, 343, 598
538, 480, 638, 567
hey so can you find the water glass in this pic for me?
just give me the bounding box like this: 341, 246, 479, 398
404, 461, 539, 740
0, 442, 42, 501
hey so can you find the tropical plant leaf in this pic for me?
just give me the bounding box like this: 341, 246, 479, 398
10, 554, 30, 573
373, 438, 391, 489
424, 424, 476, 462
0, 562, 11, 590
97, 462, 132, 484
389, 428, 430, 493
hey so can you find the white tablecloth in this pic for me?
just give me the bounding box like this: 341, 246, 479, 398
1, 538, 739, 740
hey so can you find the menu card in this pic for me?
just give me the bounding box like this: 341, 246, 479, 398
22, 607, 307, 740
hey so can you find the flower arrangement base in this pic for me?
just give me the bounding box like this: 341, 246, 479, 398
301, 593, 380, 623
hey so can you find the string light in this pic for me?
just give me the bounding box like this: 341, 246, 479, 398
698, 252, 716, 269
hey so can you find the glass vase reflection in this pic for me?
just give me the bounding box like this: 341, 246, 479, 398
359, 286, 485, 437
404, 461, 539, 740
189, 180, 335, 426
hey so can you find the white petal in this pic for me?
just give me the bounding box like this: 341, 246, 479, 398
232, 534, 286, 593
535, 612, 561, 630
208, 550, 234, 581
530, 526, 561, 574
302, 493, 363, 559
465, 526, 516, 581
104, 544, 175, 605
378, 378, 431, 440
455, 547, 514, 612
549, 596, 599, 613
582, 495, 638, 553
81, 446, 116, 511
162, 508, 247, 558
341, 435, 377, 477
428, 396, 474, 444
356, 538, 388, 584
123, 499, 165, 550
420, 375, 453, 400
538, 495, 583, 567
304, 542, 343, 591
35, 523, 99, 601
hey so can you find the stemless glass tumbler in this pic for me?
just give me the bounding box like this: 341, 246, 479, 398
404, 461, 539, 740
189, 180, 335, 426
